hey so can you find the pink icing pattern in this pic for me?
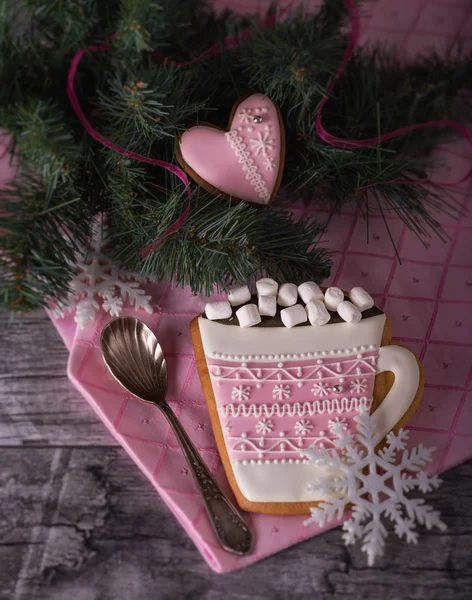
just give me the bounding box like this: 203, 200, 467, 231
178, 94, 282, 205
207, 350, 378, 462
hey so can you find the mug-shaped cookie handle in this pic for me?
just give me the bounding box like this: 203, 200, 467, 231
370, 345, 420, 445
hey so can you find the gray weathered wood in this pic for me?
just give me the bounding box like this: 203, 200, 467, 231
1, 310, 472, 600
0, 312, 117, 446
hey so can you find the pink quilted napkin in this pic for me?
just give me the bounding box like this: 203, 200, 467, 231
51, 295, 347, 574
3, 0, 472, 575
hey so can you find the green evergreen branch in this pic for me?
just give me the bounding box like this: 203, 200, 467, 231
0, 174, 95, 312
108, 185, 332, 295
238, 5, 348, 116
0, 0, 470, 313
96, 62, 208, 149
12, 100, 80, 194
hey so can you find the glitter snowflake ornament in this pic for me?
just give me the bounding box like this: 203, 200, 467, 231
52, 219, 152, 329
304, 410, 446, 566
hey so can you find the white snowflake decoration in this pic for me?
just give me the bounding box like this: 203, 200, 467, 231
52, 219, 152, 329
238, 108, 252, 124
349, 378, 368, 394
256, 418, 274, 435
272, 384, 291, 400
304, 410, 446, 566
250, 131, 274, 156
311, 382, 330, 397
294, 419, 313, 436
263, 156, 276, 171
231, 385, 251, 402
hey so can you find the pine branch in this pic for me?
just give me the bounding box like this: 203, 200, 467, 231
108, 185, 332, 295
0, 0, 470, 313
0, 174, 95, 312
237, 3, 348, 118
316, 47, 472, 152
96, 59, 208, 150
290, 136, 463, 236
283, 45, 469, 238
9, 99, 82, 196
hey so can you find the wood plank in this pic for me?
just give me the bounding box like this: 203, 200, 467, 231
0, 311, 117, 446
0, 447, 471, 599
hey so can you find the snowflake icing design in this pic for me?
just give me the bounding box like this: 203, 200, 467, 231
51, 217, 152, 329
349, 378, 368, 394
294, 419, 313, 436
328, 417, 347, 428
272, 384, 291, 401
250, 131, 274, 156
238, 108, 252, 124
304, 410, 446, 566
231, 385, 251, 402
256, 418, 274, 435
328, 417, 348, 436
263, 156, 276, 171
311, 382, 330, 397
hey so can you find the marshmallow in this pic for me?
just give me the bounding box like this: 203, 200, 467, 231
228, 285, 251, 307
236, 304, 261, 328
277, 283, 298, 307
306, 300, 331, 327
256, 277, 278, 297
258, 295, 277, 317
349, 286, 374, 312
324, 287, 345, 311
280, 304, 307, 328
337, 300, 362, 324
298, 281, 324, 304
205, 301, 232, 321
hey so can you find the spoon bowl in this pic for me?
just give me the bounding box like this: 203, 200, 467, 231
101, 317, 167, 403
101, 317, 253, 556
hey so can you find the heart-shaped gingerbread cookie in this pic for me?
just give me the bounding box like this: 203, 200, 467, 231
176, 94, 285, 205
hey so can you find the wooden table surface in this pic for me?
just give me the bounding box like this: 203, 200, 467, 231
1, 310, 471, 600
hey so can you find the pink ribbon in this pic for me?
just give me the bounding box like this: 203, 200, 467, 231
67, 34, 191, 259
67, 4, 295, 259
315, 0, 472, 188
68, 0, 471, 260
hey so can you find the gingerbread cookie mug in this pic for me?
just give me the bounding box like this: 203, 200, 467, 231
191, 281, 423, 515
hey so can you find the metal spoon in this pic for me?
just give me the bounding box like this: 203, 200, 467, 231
100, 317, 253, 556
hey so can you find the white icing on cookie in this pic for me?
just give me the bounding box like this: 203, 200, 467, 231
198, 314, 386, 359
198, 291, 421, 506
219, 396, 372, 418
231, 461, 340, 502
371, 345, 420, 444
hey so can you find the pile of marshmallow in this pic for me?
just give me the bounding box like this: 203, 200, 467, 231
204, 279, 374, 329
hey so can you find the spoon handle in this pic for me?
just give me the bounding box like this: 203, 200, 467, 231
159, 402, 253, 556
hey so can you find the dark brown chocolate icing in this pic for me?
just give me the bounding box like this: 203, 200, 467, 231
203, 295, 383, 327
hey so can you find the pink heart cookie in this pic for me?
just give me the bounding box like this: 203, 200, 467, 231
176, 94, 285, 205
